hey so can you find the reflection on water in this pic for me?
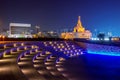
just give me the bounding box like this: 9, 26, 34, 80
64, 54, 120, 80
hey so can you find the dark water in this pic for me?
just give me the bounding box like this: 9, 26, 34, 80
63, 54, 120, 80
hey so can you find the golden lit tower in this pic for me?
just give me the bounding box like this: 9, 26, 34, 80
73, 16, 85, 32
61, 16, 92, 39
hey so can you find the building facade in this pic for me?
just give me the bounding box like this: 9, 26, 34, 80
9, 23, 32, 38
61, 16, 92, 39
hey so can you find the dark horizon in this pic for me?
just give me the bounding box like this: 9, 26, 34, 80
0, 0, 120, 36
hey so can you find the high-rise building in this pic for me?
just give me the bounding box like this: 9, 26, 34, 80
9, 23, 32, 38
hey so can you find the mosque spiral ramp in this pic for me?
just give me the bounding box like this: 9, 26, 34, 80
0, 41, 85, 80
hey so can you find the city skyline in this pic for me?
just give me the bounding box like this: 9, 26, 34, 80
0, 0, 120, 36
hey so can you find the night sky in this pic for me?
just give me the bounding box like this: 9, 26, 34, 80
0, 0, 120, 36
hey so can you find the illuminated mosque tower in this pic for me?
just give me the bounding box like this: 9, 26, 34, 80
61, 16, 92, 39
73, 16, 85, 33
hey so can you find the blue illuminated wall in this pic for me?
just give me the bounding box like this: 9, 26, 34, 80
86, 43, 120, 56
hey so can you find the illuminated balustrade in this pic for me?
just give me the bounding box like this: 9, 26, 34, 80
17, 48, 39, 62
87, 43, 120, 56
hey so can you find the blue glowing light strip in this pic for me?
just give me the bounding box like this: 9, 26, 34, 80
87, 50, 120, 56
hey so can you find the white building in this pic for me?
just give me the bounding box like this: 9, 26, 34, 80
9, 23, 32, 38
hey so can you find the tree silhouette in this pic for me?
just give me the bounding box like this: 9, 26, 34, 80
97, 33, 105, 41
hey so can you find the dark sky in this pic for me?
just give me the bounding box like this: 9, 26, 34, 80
0, 0, 120, 36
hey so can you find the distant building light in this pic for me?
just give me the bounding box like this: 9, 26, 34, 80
10, 23, 31, 27
91, 38, 99, 40
104, 38, 109, 41
91, 37, 109, 41
111, 37, 119, 41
